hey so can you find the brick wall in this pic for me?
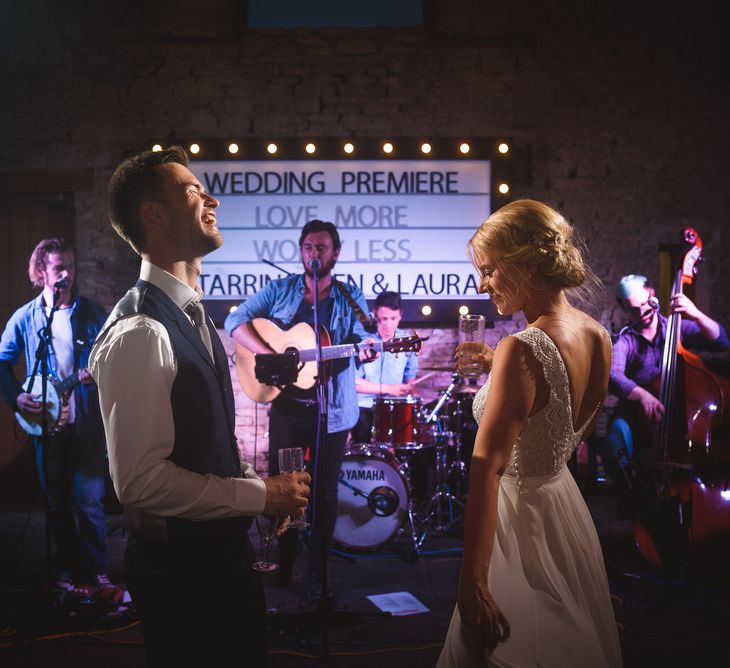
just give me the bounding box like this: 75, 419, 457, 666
3, 1, 728, 465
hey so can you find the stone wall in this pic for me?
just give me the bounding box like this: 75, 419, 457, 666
3, 1, 728, 466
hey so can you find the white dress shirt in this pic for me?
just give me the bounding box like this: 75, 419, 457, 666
89, 260, 266, 520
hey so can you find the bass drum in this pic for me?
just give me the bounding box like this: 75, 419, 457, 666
334, 443, 408, 550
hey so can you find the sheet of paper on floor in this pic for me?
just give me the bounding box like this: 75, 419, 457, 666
366, 591, 430, 616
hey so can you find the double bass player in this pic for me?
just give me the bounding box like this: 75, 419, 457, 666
605, 273, 729, 508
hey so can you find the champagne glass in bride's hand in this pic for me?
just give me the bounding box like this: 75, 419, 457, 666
278, 448, 309, 528
457, 314, 486, 379
252, 515, 279, 572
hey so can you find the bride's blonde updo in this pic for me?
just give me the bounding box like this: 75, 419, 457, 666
468, 199, 587, 289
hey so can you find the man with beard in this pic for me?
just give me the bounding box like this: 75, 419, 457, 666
0, 238, 109, 593
605, 274, 729, 499
226, 220, 374, 599
90, 146, 310, 665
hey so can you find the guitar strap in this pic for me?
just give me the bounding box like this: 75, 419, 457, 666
73, 297, 89, 371
332, 279, 377, 334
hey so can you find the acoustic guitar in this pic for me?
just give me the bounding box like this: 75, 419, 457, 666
235, 318, 427, 403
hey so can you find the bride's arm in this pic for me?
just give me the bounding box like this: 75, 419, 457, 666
457, 337, 537, 651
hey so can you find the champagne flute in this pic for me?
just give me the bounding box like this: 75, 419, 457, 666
252, 515, 279, 572
278, 447, 309, 529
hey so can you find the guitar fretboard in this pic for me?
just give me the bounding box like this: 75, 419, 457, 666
297, 340, 387, 363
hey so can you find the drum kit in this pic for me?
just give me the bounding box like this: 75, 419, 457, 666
334, 370, 477, 555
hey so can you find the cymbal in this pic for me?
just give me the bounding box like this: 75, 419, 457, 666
434, 384, 480, 394
412, 388, 440, 403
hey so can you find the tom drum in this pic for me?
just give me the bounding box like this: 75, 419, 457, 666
373, 395, 426, 450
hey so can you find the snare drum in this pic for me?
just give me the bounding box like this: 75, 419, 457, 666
373, 395, 423, 449
334, 443, 408, 550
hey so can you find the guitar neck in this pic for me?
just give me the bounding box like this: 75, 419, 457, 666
55, 372, 82, 395
298, 340, 387, 364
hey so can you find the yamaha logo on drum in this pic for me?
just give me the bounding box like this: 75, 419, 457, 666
342, 468, 386, 482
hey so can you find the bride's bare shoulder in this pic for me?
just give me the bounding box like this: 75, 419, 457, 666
541, 309, 610, 353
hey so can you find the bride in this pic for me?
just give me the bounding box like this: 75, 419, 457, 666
438, 200, 622, 667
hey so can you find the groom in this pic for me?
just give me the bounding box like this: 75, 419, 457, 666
90, 145, 310, 665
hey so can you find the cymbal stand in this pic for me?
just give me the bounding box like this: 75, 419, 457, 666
417, 374, 466, 546
447, 397, 468, 500
394, 454, 425, 557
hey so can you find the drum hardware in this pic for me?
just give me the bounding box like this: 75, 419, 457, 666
446, 397, 469, 497
367, 486, 400, 517
416, 438, 467, 547
425, 374, 457, 427
338, 476, 401, 518
417, 373, 468, 545
337, 378, 474, 555
393, 451, 430, 556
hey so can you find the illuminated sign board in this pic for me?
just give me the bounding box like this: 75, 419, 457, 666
191, 159, 491, 301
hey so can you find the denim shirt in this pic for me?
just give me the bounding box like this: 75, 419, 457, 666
0, 292, 107, 439
225, 274, 370, 432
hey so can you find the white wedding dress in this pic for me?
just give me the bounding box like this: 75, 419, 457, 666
438, 328, 623, 668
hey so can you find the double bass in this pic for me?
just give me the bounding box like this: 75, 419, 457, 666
633, 228, 730, 574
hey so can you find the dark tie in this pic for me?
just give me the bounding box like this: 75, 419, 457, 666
185, 301, 214, 362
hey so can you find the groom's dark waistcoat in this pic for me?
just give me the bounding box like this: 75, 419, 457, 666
104, 280, 250, 542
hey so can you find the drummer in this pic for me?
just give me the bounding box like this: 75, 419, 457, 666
351, 291, 419, 443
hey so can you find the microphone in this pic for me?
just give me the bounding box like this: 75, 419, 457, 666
367, 486, 399, 517
639, 296, 660, 319
54, 277, 70, 290
309, 258, 320, 271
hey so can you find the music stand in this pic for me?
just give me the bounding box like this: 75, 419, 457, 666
254, 351, 301, 388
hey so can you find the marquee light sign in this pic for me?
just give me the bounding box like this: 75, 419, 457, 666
173, 138, 513, 323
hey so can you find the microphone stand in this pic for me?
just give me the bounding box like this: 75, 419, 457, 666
27, 283, 64, 589
308, 258, 334, 657
269, 263, 388, 654
261, 258, 292, 276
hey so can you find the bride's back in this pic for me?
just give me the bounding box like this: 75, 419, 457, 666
534, 308, 611, 434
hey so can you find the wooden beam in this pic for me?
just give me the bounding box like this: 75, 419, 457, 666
0, 169, 95, 193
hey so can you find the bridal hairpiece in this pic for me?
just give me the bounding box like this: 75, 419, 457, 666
530, 233, 564, 249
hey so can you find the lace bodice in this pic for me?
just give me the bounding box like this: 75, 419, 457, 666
471, 327, 600, 478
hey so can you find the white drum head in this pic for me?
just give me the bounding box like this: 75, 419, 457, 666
15, 375, 61, 436
334, 448, 408, 550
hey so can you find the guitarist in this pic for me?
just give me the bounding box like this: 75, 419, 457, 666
0, 238, 110, 593
225, 219, 375, 598
605, 273, 729, 508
